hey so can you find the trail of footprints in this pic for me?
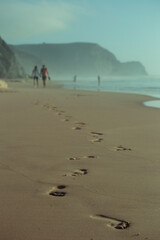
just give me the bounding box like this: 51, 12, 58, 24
34, 100, 130, 231
37, 101, 72, 122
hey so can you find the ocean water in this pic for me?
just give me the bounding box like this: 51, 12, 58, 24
58, 76, 160, 109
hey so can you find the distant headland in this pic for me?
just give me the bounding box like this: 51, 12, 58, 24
0, 36, 147, 79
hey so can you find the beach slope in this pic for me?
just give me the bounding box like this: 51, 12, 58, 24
0, 81, 160, 240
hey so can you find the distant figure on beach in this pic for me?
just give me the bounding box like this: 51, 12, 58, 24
73, 75, 77, 83
73, 75, 77, 90
32, 66, 40, 88
41, 65, 49, 88
98, 75, 101, 87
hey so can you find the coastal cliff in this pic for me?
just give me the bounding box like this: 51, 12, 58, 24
0, 37, 24, 79
11, 42, 147, 78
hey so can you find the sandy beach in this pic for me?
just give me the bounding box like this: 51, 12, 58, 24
0, 79, 160, 240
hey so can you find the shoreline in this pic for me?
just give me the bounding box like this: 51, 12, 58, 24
53, 78, 160, 109
7, 78, 160, 109
1, 80, 160, 239
3, 78, 160, 108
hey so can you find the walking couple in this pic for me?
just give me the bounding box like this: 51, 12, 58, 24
32, 65, 50, 88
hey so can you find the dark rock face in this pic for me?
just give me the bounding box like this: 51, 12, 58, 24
0, 37, 24, 78
11, 42, 147, 78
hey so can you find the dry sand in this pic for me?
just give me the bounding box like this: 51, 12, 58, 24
0, 79, 160, 240
0, 80, 8, 89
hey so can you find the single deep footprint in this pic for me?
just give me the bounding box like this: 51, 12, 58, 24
64, 169, 88, 177
49, 185, 67, 197
90, 214, 130, 230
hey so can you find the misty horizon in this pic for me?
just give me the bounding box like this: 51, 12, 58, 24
11, 42, 147, 78
1, 0, 160, 75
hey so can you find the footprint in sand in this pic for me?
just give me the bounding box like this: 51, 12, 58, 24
115, 145, 132, 152
42, 103, 52, 110
90, 214, 130, 230
33, 100, 40, 105
90, 132, 104, 143
64, 169, 88, 177
131, 233, 140, 238
91, 138, 103, 143
83, 155, 97, 159
56, 110, 65, 116
49, 185, 67, 197
72, 126, 82, 130
62, 116, 72, 122
72, 122, 86, 130
68, 155, 97, 161
76, 94, 86, 97
52, 106, 57, 111
62, 118, 70, 122
68, 157, 80, 161
76, 122, 86, 126
90, 132, 103, 136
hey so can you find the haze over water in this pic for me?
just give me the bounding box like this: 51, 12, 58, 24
1, 0, 160, 76
58, 76, 160, 109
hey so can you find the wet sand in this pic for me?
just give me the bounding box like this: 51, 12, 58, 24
0, 80, 160, 240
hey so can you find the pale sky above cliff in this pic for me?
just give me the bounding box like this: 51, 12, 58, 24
0, 0, 160, 75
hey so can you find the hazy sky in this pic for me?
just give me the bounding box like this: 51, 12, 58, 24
0, 0, 159, 75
